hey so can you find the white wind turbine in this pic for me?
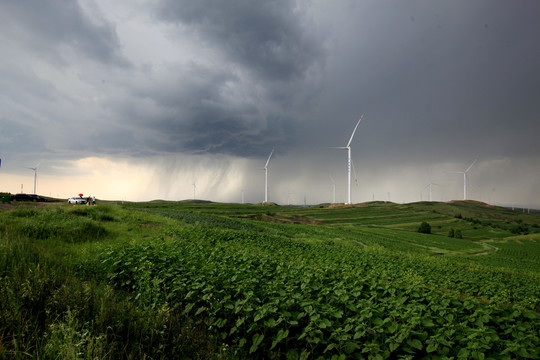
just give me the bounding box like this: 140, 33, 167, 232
422, 182, 440, 202
331, 114, 364, 205
263, 148, 274, 203
448, 159, 477, 200
24, 161, 42, 195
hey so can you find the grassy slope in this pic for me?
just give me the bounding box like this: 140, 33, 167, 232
1, 200, 539, 359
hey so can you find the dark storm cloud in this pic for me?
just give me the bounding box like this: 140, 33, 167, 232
97, 0, 327, 158
0, 0, 538, 206
0, 0, 127, 66
156, 0, 323, 81
310, 1, 540, 166
109, 62, 301, 157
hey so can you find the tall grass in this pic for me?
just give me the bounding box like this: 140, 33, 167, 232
0, 204, 226, 359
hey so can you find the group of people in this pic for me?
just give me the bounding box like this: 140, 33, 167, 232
86, 195, 96, 205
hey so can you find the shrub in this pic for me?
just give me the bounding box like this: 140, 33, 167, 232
448, 229, 455, 238
454, 229, 463, 239
510, 225, 529, 235
418, 222, 431, 234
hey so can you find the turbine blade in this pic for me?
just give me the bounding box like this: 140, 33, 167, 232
329, 147, 348, 149
465, 158, 477, 173
346, 113, 364, 147
264, 148, 274, 168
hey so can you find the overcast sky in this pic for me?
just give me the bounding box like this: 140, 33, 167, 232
1, 0, 539, 207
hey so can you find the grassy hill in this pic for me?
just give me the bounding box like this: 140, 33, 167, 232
1, 200, 538, 359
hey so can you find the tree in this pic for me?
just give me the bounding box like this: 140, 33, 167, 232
448, 228, 455, 238
454, 229, 463, 239
418, 222, 431, 234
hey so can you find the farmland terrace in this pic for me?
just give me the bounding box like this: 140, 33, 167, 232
1, 200, 538, 359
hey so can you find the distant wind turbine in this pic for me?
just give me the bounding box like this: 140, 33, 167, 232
24, 161, 42, 194
192, 182, 196, 200
263, 148, 274, 203
331, 114, 364, 204
448, 159, 477, 200
422, 182, 440, 202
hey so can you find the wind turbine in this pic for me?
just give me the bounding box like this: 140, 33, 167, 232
263, 148, 274, 203
448, 159, 477, 200
331, 114, 364, 204
24, 162, 41, 195
422, 182, 440, 202
329, 174, 336, 203
192, 182, 196, 200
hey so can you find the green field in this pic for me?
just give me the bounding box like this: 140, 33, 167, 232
1, 200, 538, 359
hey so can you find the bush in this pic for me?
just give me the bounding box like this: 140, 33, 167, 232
1, 192, 11, 203
454, 229, 463, 239
448, 229, 455, 238
510, 225, 529, 235
418, 222, 431, 234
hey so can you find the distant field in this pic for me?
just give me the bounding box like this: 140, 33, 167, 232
1, 200, 538, 359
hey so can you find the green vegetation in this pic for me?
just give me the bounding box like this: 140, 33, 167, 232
417, 221, 431, 234
1, 200, 539, 359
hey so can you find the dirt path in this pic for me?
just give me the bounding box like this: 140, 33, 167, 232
469, 242, 499, 256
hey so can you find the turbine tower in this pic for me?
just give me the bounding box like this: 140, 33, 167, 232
332, 114, 364, 204
449, 159, 477, 200
422, 182, 440, 202
264, 148, 274, 203
24, 162, 41, 194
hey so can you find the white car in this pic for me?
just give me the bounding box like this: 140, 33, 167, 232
68, 197, 87, 204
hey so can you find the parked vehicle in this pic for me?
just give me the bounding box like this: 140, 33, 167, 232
11, 194, 47, 202
68, 197, 86, 204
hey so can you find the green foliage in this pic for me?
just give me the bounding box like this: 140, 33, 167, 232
1, 201, 539, 359
448, 228, 455, 238
0, 204, 225, 359
510, 225, 529, 235
1, 192, 10, 203
454, 229, 463, 239
94, 222, 539, 358
418, 222, 431, 234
